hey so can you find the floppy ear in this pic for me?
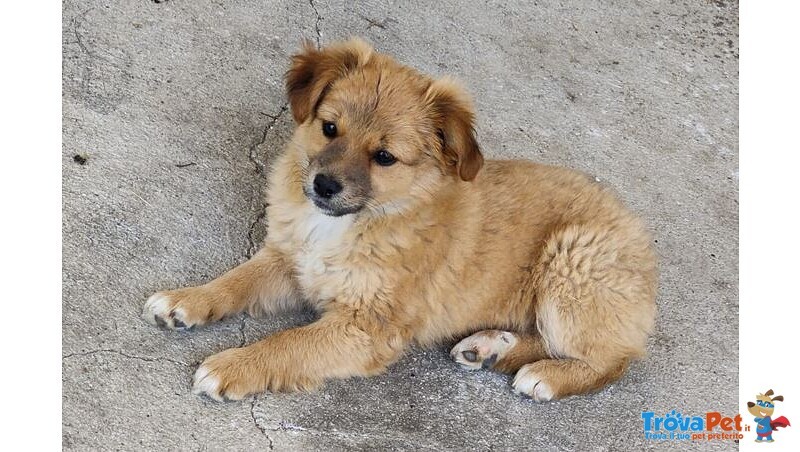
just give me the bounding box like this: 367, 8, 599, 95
425, 77, 484, 181
772, 395, 784, 402
285, 38, 373, 124
766, 389, 775, 396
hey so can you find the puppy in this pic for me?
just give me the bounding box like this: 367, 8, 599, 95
143, 38, 657, 402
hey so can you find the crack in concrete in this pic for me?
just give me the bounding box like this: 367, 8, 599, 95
69, 7, 125, 64
308, 0, 322, 48
246, 103, 288, 258
238, 315, 248, 347
249, 105, 288, 178
62, 349, 191, 368
246, 209, 267, 258
250, 396, 275, 449
69, 8, 95, 59
358, 14, 394, 30
69, 7, 117, 63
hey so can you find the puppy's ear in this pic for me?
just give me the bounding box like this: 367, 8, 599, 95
425, 77, 484, 181
285, 38, 373, 124
772, 395, 784, 402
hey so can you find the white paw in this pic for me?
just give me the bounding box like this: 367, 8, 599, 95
451, 330, 517, 370
142, 292, 190, 330
512, 364, 554, 402
192, 364, 224, 402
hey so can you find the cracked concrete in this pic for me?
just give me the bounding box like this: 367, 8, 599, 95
308, 0, 323, 48
63, 0, 738, 450
246, 103, 289, 258
251, 396, 277, 450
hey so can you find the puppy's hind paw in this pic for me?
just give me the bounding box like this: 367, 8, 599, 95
512, 363, 555, 402
450, 330, 517, 370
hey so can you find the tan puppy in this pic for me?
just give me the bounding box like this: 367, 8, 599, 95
143, 38, 657, 402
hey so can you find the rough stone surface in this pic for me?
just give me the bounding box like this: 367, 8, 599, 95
63, 0, 738, 450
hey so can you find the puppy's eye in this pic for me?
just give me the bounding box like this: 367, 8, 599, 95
322, 121, 337, 138
373, 149, 397, 166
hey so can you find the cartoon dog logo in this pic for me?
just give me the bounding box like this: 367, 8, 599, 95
747, 389, 791, 442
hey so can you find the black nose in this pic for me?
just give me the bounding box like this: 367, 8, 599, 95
313, 173, 343, 198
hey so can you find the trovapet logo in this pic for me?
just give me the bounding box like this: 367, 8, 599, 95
641, 410, 746, 442
641, 389, 793, 443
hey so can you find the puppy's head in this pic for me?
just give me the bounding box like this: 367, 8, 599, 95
285, 38, 483, 217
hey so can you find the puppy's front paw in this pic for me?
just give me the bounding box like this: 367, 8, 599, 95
192, 344, 321, 401
512, 363, 555, 402
143, 292, 190, 331
451, 330, 517, 370
192, 348, 251, 401
142, 286, 231, 331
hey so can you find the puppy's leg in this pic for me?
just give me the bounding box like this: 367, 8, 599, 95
511, 224, 656, 402
143, 244, 299, 330
451, 331, 549, 373
192, 308, 405, 401
512, 358, 628, 402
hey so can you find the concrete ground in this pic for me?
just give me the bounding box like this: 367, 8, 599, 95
62, 0, 738, 450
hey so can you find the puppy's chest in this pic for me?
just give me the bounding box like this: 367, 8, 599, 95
288, 210, 382, 304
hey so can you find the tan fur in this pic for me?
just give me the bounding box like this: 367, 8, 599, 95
144, 38, 658, 402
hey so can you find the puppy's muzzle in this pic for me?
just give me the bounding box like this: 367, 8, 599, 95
313, 173, 343, 199
305, 173, 362, 217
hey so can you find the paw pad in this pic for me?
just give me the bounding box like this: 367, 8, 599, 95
451, 330, 516, 370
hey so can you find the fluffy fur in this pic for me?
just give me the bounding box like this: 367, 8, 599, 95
143, 38, 657, 402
